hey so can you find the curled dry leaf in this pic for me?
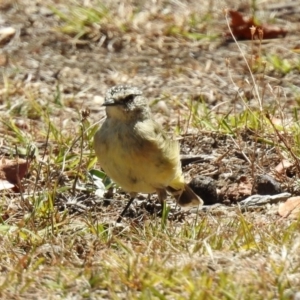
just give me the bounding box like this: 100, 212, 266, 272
227, 10, 287, 40
0, 158, 30, 190
278, 197, 300, 219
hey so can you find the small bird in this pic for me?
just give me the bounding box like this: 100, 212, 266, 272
94, 85, 203, 221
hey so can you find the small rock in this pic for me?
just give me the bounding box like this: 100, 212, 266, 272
39, 7, 54, 16
93, 95, 104, 105
189, 176, 218, 205
252, 174, 281, 195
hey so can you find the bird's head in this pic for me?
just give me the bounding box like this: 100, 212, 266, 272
103, 85, 151, 121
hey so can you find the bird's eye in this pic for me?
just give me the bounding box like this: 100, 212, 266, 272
123, 95, 135, 103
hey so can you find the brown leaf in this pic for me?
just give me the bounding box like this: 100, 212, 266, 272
0, 158, 30, 191
227, 10, 287, 40
274, 159, 293, 175
219, 175, 252, 202
278, 197, 300, 218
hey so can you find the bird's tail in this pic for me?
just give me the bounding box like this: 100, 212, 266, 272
167, 184, 203, 207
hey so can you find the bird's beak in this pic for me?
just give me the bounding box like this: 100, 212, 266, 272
102, 99, 117, 106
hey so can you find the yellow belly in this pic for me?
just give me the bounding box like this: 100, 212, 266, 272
94, 118, 183, 194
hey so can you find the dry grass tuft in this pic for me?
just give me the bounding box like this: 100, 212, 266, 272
0, 0, 300, 298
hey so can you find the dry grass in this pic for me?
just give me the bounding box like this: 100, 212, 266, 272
0, 0, 300, 299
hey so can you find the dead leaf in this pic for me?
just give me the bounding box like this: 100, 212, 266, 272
278, 197, 300, 218
0, 158, 30, 190
227, 10, 287, 40
274, 159, 293, 175
219, 175, 252, 202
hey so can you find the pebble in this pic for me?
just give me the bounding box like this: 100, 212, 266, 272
0, 27, 15, 45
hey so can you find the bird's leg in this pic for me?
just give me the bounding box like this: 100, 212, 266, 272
156, 189, 167, 206
116, 196, 136, 223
